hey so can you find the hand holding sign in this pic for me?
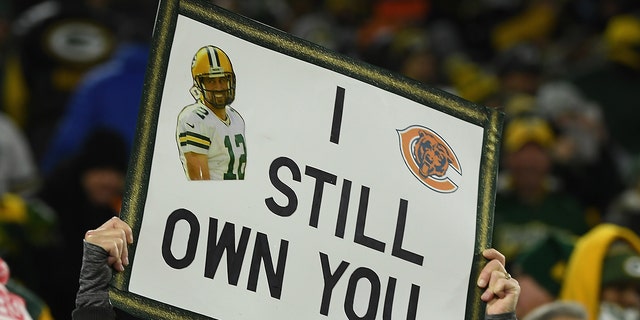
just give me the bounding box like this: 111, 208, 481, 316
477, 248, 520, 316
85, 217, 134, 272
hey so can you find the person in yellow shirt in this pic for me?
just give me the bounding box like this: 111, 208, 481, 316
560, 223, 640, 320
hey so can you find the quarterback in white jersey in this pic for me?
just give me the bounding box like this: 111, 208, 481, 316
176, 45, 247, 180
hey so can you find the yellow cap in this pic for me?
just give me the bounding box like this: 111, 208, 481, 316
605, 15, 640, 69
503, 117, 555, 153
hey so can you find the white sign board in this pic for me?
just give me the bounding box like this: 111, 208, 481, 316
111, 1, 503, 319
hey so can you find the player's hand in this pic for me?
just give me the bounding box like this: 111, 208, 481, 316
84, 216, 134, 272
477, 248, 520, 315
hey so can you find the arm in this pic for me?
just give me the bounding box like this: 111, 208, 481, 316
72, 217, 133, 320
477, 248, 520, 320
184, 152, 210, 180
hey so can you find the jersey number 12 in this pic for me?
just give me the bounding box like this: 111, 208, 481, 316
223, 134, 246, 180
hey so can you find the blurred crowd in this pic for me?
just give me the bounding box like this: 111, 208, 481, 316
0, 0, 640, 319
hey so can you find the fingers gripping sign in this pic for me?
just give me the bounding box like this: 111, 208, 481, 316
477, 248, 520, 315
85, 217, 134, 272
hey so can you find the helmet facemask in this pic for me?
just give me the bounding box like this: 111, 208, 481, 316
195, 72, 236, 109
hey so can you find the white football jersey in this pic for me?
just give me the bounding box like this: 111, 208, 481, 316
176, 102, 246, 180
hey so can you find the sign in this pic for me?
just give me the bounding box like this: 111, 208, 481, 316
111, 0, 504, 319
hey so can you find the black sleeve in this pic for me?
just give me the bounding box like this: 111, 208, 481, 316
72, 241, 117, 320
485, 311, 517, 320
72, 306, 117, 320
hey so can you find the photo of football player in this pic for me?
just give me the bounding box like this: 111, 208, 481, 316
176, 45, 247, 180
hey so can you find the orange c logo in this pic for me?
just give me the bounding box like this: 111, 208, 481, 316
397, 126, 462, 193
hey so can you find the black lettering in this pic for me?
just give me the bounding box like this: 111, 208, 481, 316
319, 252, 350, 315
344, 267, 380, 320
407, 284, 420, 320
305, 166, 337, 228
265, 157, 301, 217
161, 209, 199, 269
247, 232, 289, 299
335, 179, 352, 238
330, 86, 345, 144
383, 278, 420, 320
204, 218, 251, 285
391, 199, 424, 266
382, 277, 397, 320
354, 186, 385, 252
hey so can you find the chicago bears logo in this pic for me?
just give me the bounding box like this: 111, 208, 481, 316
397, 126, 462, 193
